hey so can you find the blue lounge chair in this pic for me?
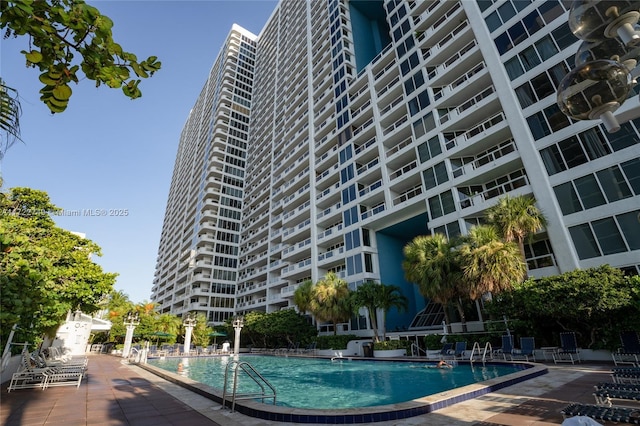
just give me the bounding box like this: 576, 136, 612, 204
512, 337, 536, 362
561, 402, 640, 424
553, 332, 581, 364
612, 367, 640, 385
443, 341, 467, 360
613, 331, 640, 367
496, 335, 514, 361
593, 386, 640, 407
438, 342, 453, 359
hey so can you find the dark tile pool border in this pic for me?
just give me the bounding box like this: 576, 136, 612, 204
138, 356, 547, 424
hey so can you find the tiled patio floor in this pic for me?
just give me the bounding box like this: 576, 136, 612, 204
0, 354, 623, 425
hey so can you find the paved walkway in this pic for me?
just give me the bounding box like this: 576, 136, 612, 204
0, 354, 623, 425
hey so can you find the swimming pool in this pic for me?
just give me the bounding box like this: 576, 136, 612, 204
148, 355, 526, 409
141, 355, 546, 423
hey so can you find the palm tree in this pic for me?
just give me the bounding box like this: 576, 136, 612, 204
402, 233, 467, 332
0, 79, 22, 161
154, 313, 182, 343
376, 283, 408, 341
485, 194, 547, 270
293, 279, 314, 315
309, 272, 352, 335
353, 281, 383, 342
458, 225, 526, 319
354, 281, 408, 342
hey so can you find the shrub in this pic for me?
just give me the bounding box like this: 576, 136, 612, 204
373, 340, 410, 353
315, 334, 359, 350
423, 334, 445, 350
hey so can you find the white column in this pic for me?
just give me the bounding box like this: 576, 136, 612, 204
122, 312, 139, 358
182, 313, 196, 355
232, 316, 244, 360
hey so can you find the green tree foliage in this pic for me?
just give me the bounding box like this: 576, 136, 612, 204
293, 279, 313, 315
240, 309, 317, 348
402, 233, 466, 332
309, 272, 353, 335
485, 194, 547, 268
352, 281, 408, 342
459, 225, 525, 304
1, 0, 161, 113
486, 265, 640, 349
0, 187, 117, 350
184, 312, 213, 348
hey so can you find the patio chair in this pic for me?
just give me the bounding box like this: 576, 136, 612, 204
613, 331, 640, 367
593, 386, 640, 407
595, 382, 640, 392
438, 342, 453, 359
7, 350, 50, 392
496, 335, 514, 361
553, 332, 581, 364
512, 337, 536, 362
561, 402, 640, 424
443, 341, 467, 360
42, 368, 84, 389
612, 367, 640, 385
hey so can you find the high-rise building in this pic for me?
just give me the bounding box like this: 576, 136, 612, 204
153, 0, 640, 333
152, 24, 257, 323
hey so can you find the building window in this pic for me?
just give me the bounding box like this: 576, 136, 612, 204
413, 112, 436, 140
361, 253, 372, 273
428, 190, 456, 220
408, 89, 431, 116
423, 161, 448, 190
591, 217, 627, 255
574, 174, 606, 209
553, 182, 582, 215
569, 224, 601, 259
596, 166, 633, 203
616, 210, 640, 250
558, 136, 588, 168
526, 111, 551, 140
417, 136, 442, 162
621, 158, 640, 194
404, 70, 425, 95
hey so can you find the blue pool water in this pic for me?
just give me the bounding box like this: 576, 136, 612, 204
148, 355, 526, 409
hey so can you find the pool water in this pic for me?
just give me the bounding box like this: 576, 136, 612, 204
148, 355, 526, 409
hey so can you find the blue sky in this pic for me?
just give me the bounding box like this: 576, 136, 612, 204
1, 1, 277, 303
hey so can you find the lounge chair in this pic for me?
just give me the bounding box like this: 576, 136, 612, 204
612, 367, 640, 385
8, 349, 85, 392
593, 386, 640, 407
553, 332, 581, 364
595, 382, 640, 392
496, 335, 514, 361
7, 351, 50, 392
613, 331, 640, 367
438, 342, 453, 359
42, 368, 84, 389
443, 341, 467, 360
512, 337, 536, 362
561, 402, 640, 424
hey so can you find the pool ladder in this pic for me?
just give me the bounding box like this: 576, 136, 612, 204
222, 360, 276, 412
469, 341, 494, 364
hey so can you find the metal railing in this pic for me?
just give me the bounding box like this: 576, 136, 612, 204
222, 360, 276, 412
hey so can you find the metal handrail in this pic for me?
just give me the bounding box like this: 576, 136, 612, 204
469, 341, 494, 364
410, 343, 428, 357
222, 360, 276, 412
